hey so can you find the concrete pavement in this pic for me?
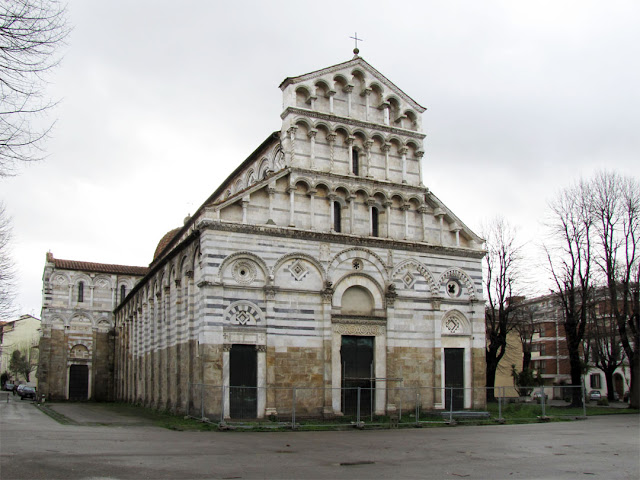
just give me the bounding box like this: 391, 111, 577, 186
1, 394, 638, 479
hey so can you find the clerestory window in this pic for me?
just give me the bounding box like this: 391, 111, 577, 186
333, 201, 342, 232
351, 149, 359, 176
371, 207, 379, 237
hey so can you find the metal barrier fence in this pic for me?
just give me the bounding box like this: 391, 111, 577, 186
185, 383, 587, 429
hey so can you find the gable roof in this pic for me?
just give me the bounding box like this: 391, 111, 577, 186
149, 132, 281, 266
46, 252, 148, 276
279, 56, 426, 113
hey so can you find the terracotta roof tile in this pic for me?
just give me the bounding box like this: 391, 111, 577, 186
47, 252, 147, 276
152, 227, 181, 263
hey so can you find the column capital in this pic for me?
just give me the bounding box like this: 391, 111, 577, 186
382, 142, 392, 152
327, 133, 337, 143
307, 129, 318, 139
398, 146, 409, 155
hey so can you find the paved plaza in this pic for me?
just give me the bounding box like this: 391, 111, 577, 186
1, 393, 638, 479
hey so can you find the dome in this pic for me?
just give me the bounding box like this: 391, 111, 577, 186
152, 227, 181, 262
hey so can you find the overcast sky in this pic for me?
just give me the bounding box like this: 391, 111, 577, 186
2, 0, 638, 317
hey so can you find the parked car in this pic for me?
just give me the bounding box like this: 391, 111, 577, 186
18, 386, 36, 400
15, 384, 26, 395
3, 382, 15, 391
589, 390, 602, 401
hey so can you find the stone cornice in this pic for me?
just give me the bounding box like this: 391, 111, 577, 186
199, 220, 485, 260
281, 107, 426, 141
289, 167, 427, 195
331, 315, 387, 325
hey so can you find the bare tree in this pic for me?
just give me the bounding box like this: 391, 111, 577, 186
545, 179, 593, 406
590, 171, 639, 408
0, 202, 16, 320
584, 291, 626, 402
484, 217, 522, 401
512, 302, 538, 372
0, 0, 69, 176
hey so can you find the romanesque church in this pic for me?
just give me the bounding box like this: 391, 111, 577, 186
39, 53, 486, 418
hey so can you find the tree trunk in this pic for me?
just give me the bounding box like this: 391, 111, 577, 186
569, 348, 584, 407
522, 351, 531, 372
629, 352, 639, 409
603, 369, 615, 402
485, 354, 498, 402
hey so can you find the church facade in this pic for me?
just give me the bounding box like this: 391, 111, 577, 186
41, 55, 486, 417
113, 55, 486, 418
38, 253, 147, 400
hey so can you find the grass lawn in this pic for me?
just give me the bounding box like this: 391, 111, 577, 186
43, 401, 638, 432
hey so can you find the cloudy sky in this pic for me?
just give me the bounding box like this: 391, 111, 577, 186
2, 0, 638, 317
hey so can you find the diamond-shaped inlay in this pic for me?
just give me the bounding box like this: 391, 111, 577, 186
445, 317, 461, 333
288, 259, 309, 281
402, 271, 416, 289
236, 311, 251, 325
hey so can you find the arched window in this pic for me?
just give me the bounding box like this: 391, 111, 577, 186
77, 282, 84, 303
333, 201, 342, 232
120, 285, 127, 302
352, 148, 359, 176
371, 207, 379, 237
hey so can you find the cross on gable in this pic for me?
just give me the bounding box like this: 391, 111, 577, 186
350, 32, 363, 55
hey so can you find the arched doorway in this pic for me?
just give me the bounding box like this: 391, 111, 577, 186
331, 279, 387, 416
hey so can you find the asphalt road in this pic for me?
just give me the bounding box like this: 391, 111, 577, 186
1, 393, 638, 480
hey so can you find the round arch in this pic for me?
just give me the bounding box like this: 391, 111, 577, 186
332, 273, 384, 312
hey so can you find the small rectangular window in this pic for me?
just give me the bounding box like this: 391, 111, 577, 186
78, 282, 84, 303
352, 149, 359, 176
590, 374, 601, 389
371, 207, 379, 237
333, 201, 342, 232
